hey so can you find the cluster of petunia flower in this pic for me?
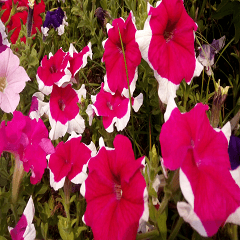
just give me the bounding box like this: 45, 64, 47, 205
0, 0, 240, 239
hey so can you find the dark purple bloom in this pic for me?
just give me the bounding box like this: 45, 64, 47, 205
228, 135, 240, 170
41, 7, 68, 37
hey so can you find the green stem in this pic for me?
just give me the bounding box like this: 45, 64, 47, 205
118, 26, 136, 154
231, 224, 238, 240
136, 229, 159, 240
63, 178, 71, 222
168, 217, 184, 240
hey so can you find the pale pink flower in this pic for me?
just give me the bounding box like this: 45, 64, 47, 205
0, 47, 30, 113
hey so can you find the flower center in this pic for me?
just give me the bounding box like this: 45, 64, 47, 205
114, 183, 122, 200
50, 64, 57, 73
58, 98, 66, 111
116, 41, 126, 54
0, 76, 7, 92
164, 21, 176, 43
107, 101, 113, 110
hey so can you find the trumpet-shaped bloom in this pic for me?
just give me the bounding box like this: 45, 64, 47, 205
136, 0, 202, 103
36, 48, 71, 95
90, 83, 143, 132
197, 36, 226, 76
160, 103, 240, 236
68, 42, 92, 78
0, 47, 30, 113
48, 133, 96, 191
49, 84, 86, 140
1, 0, 45, 44
102, 12, 141, 97
0, 111, 54, 184
8, 196, 36, 240
41, 7, 68, 37
81, 135, 149, 240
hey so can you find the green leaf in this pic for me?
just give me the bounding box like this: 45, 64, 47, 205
100, 0, 107, 9
156, 209, 167, 240
58, 216, 74, 240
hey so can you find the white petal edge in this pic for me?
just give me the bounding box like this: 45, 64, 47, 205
177, 202, 207, 237
49, 168, 65, 191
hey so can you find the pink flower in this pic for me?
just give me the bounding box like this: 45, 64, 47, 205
48, 133, 96, 190
136, 0, 203, 103
8, 196, 36, 240
0, 111, 54, 184
102, 12, 141, 97
68, 42, 92, 78
89, 83, 143, 132
81, 135, 149, 240
160, 102, 240, 236
37, 48, 71, 95
0, 47, 30, 113
49, 84, 86, 140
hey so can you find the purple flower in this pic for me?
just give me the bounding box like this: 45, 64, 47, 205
41, 7, 68, 37
197, 36, 225, 76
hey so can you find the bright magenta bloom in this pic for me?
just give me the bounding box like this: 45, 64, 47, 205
90, 83, 143, 132
48, 133, 96, 190
49, 84, 86, 140
136, 0, 202, 103
0, 111, 54, 184
102, 12, 141, 97
8, 196, 36, 240
0, 47, 30, 113
160, 103, 240, 236
37, 48, 71, 95
68, 42, 92, 78
81, 135, 149, 240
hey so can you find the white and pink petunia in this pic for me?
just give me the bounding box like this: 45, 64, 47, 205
0, 47, 30, 113
8, 196, 36, 240
29, 92, 49, 121
48, 133, 96, 191
89, 83, 143, 132
36, 48, 71, 95
102, 11, 141, 97
0, 111, 54, 184
160, 102, 240, 236
68, 42, 92, 79
80, 135, 149, 240
48, 84, 86, 140
136, 0, 203, 103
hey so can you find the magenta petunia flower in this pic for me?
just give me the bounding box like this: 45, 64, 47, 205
0, 47, 30, 113
160, 103, 240, 236
8, 196, 36, 240
102, 12, 141, 97
36, 48, 71, 95
136, 0, 203, 103
49, 84, 86, 140
0, 111, 54, 184
48, 133, 96, 191
81, 135, 149, 240
68, 42, 92, 78
90, 83, 143, 132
